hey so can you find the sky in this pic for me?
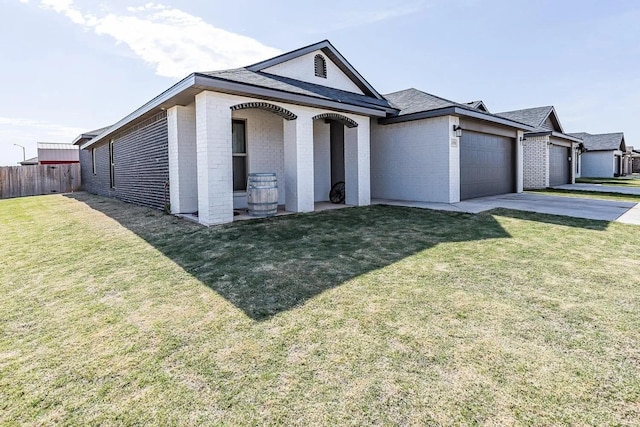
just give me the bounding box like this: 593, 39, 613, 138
1, 0, 639, 165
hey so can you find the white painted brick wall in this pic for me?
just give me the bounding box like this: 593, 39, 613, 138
344, 114, 370, 206
232, 109, 286, 208
522, 136, 549, 189
168, 103, 198, 214
195, 92, 234, 226
191, 91, 371, 221
313, 121, 331, 202
262, 50, 365, 95
284, 109, 315, 212
371, 116, 452, 203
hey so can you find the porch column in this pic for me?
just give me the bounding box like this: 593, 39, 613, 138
195, 91, 233, 225
344, 116, 371, 206
168, 104, 197, 214
283, 111, 315, 212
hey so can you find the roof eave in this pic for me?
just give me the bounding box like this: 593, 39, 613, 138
82, 72, 393, 150
379, 106, 536, 131
192, 73, 393, 116
81, 74, 197, 149
532, 131, 582, 143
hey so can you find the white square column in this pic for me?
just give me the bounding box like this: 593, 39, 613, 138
195, 91, 233, 225
283, 111, 315, 212
448, 116, 461, 203
344, 116, 371, 206
168, 104, 197, 214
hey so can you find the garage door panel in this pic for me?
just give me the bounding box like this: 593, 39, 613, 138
549, 145, 570, 186
460, 131, 515, 200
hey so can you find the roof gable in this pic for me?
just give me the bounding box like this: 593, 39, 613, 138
496, 106, 564, 132
465, 100, 489, 112
246, 40, 383, 100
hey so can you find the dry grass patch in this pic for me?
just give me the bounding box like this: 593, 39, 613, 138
1, 193, 640, 425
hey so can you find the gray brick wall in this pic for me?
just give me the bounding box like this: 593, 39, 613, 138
80, 112, 169, 210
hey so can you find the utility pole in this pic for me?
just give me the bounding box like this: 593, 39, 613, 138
13, 144, 25, 163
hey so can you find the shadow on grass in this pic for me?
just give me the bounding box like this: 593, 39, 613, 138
487, 208, 611, 230
66, 193, 512, 321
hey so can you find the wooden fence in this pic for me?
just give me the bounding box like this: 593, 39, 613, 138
0, 164, 81, 199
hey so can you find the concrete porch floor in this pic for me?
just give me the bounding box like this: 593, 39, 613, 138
233, 201, 351, 222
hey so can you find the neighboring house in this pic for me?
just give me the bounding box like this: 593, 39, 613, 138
495, 106, 581, 189
75, 40, 396, 225
370, 89, 533, 203
19, 143, 80, 166
567, 132, 626, 177
623, 146, 636, 175
37, 143, 79, 165
632, 148, 640, 173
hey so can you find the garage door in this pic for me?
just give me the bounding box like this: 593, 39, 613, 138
460, 131, 515, 200
549, 145, 570, 186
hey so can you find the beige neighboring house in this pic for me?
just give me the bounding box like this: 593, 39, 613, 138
496, 106, 581, 189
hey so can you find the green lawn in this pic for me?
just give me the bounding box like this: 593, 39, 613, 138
577, 176, 640, 187
2, 193, 640, 425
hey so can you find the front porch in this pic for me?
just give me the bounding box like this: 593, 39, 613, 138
167, 91, 371, 226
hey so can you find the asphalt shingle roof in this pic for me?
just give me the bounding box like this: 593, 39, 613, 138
382, 88, 531, 128
199, 69, 394, 112
567, 132, 625, 151
495, 106, 554, 130
383, 88, 459, 115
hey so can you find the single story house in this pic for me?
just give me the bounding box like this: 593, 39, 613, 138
495, 106, 581, 188
632, 147, 640, 173
19, 143, 80, 166
623, 146, 637, 176
74, 40, 535, 225
36, 143, 79, 165
567, 132, 626, 177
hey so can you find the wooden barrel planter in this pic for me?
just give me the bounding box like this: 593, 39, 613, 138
247, 173, 278, 217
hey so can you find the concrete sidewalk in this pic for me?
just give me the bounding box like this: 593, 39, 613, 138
373, 193, 640, 224
553, 183, 640, 195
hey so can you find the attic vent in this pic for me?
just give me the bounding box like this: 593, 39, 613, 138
314, 54, 327, 78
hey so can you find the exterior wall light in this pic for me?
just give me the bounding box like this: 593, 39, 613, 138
453, 125, 462, 138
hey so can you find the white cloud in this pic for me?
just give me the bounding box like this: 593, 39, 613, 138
36, 1, 281, 78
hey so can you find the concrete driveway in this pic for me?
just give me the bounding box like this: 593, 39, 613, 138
374, 193, 640, 224
554, 183, 640, 196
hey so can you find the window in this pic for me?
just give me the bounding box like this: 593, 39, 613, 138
314, 54, 327, 78
91, 148, 96, 175
232, 120, 247, 191
109, 139, 115, 188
